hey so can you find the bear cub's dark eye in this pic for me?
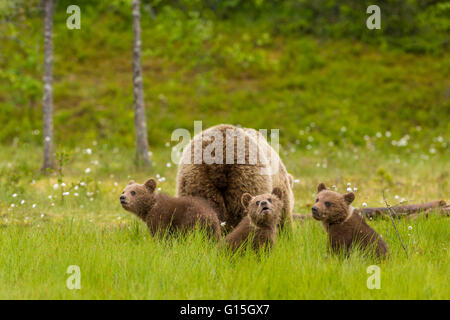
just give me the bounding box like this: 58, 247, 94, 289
267, 198, 272, 203
131, 191, 136, 196
325, 201, 331, 207
315, 198, 319, 203
256, 201, 260, 205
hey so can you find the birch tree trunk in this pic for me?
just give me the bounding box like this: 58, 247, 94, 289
42, 0, 55, 171
132, 0, 151, 167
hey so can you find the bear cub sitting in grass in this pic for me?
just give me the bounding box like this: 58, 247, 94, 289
120, 178, 221, 239
225, 188, 283, 251
312, 183, 388, 259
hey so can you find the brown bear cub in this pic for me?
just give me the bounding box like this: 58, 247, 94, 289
120, 179, 221, 239
312, 183, 388, 259
225, 188, 283, 251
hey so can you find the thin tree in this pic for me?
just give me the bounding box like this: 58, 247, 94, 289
132, 0, 151, 167
42, 0, 55, 171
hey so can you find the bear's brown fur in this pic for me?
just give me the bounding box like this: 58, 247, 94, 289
225, 188, 283, 251
311, 183, 388, 259
176, 124, 294, 233
120, 178, 221, 239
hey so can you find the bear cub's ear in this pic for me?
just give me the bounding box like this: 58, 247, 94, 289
317, 183, 327, 193
144, 178, 157, 192
128, 180, 135, 185
241, 193, 253, 209
271, 187, 283, 200
344, 192, 355, 205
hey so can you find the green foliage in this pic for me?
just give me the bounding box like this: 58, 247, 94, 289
0, 1, 448, 153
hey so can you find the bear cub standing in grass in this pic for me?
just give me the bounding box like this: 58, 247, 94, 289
312, 183, 388, 259
120, 178, 221, 239
225, 188, 283, 251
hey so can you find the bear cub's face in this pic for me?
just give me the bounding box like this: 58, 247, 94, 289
120, 178, 157, 214
241, 188, 283, 227
311, 183, 355, 224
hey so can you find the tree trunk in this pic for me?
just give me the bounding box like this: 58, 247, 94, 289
42, 0, 55, 171
132, 0, 151, 167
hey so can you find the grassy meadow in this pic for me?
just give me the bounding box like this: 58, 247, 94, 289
0, 144, 448, 299
0, 1, 449, 299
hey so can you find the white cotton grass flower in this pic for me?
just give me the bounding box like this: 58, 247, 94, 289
394, 195, 399, 200
294, 179, 300, 184
51, 203, 55, 206
20, 200, 25, 205
220, 222, 226, 227
346, 187, 352, 192
85, 168, 91, 174
10, 204, 15, 208
80, 182, 86, 187
53, 183, 59, 190
166, 162, 172, 168
41, 214, 45, 218
408, 226, 413, 230
362, 202, 367, 207
165, 142, 170, 147
48, 195, 52, 199
61, 182, 66, 187
114, 182, 118, 187
156, 174, 161, 179
62, 192, 70, 196
74, 185, 79, 190
353, 187, 358, 192
12, 193, 18, 198
32, 204, 36, 208
74, 193, 79, 197
84, 148, 92, 155
347, 182, 351, 186
157, 187, 162, 192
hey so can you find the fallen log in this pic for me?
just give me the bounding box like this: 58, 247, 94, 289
292, 200, 448, 221
359, 200, 447, 219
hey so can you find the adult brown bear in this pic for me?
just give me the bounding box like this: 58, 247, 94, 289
176, 124, 294, 233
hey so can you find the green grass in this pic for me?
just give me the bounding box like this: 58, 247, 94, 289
0, 145, 448, 299
1, 215, 448, 299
